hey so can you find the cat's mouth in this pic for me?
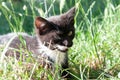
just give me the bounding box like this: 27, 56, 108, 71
45, 42, 68, 52
55, 45, 68, 52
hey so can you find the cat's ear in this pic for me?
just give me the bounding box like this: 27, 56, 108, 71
66, 7, 76, 18
35, 17, 51, 35
63, 7, 76, 25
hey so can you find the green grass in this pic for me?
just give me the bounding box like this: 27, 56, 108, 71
0, 0, 120, 80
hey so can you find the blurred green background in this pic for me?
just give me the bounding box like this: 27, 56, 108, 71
0, 0, 120, 79
0, 0, 120, 34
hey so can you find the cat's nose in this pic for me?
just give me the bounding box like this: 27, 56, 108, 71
63, 40, 68, 46
63, 40, 73, 47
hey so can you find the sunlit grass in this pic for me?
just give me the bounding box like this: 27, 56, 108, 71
0, 0, 120, 80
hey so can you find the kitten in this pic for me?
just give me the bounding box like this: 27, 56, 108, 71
0, 7, 75, 78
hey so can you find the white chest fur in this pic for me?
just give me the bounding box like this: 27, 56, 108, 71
37, 45, 67, 66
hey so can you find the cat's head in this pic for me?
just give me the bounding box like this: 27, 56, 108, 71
35, 7, 75, 52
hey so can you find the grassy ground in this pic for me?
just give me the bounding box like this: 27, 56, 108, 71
0, 0, 120, 80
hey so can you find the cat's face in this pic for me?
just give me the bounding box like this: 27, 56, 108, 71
35, 7, 75, 52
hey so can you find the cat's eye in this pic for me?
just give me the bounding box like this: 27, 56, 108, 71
68, 31, 73, 36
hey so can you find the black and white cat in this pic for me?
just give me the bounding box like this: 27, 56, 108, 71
0, 7, 75, 78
